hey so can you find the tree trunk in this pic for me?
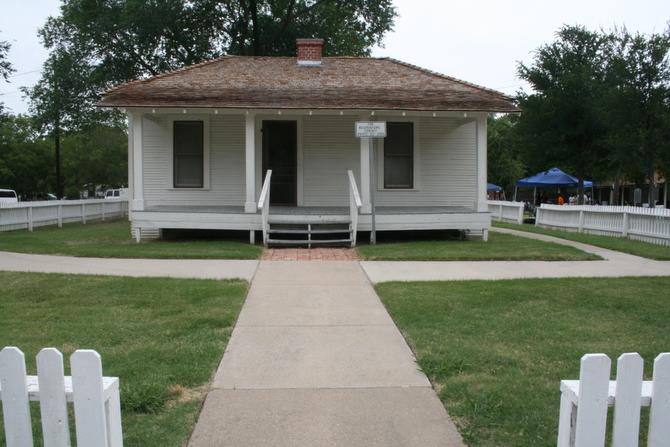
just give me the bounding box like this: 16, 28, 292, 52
613, 177, 621, 206
648, 166, 656, 208
55, 123, 63, 199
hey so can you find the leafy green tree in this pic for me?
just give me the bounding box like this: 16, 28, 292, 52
0, 31, 13, 82
516, 26, 610, 203
603, 28, 670, 206
0, 114, 54, 197
41, 0, 397, 88
487, 115, 526, 196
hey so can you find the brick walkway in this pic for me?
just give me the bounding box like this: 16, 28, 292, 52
262, 248, 360, 261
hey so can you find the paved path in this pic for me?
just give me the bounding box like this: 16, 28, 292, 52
188, 261, 464, 447
361, 227, 670, 283
0, 251, 258, 280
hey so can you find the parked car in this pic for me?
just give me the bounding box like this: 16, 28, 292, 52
0, 189, 18, 204
104, 188, 128, 200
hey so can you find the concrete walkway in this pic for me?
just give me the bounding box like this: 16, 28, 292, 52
0, 251, 258, 280
188, 261, 464, 447
361, 227, 670, 282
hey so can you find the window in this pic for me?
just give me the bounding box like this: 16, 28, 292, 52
383, 122, 414, 189
173, 121, 204, 188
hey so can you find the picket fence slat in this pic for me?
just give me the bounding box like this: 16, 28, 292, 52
0, 347, 122, 447
487, 200, 525, 224
648, 353, 670, 446
37, 349, 71, 447
612, 353, 643, 447
72, 350, 110, 447
0, 347, 34, 447
574, 354, 610, 447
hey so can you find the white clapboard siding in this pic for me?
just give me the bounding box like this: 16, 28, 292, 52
142, 114, 246, 207
558, 352, 670, 447
536, 204, 670, 246
0, 347, 122, 447
487, 200, 524, 224
0, 199, 128, 232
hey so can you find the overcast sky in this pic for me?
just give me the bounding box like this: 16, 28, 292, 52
1, 0, 669, 114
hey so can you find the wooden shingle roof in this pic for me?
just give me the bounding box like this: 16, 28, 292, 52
98, 56, 518, 112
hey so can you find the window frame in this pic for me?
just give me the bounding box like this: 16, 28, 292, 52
168, 115, 210, 190
377, 118, 420, 191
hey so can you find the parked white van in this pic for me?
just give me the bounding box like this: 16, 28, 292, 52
104, 188, 128, 200
0, 189, 18, 204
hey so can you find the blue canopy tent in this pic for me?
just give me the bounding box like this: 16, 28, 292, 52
487, 183, 503, 192
514, 168, 593, 202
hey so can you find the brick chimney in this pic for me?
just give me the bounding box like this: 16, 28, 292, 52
296, 38, 324, 66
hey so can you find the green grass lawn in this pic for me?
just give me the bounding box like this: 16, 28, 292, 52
494, 221, 670, 260
377, 277, 670, 447
0, 272, 248, 446
356, 231, 600, 261
0, 220, 262, 259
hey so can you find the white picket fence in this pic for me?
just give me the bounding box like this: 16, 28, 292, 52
536, 204, 670, 246
558, 352, 670, 447
0, 199, 128, 232
487, 200, 525, 224
0, 347, 122, 447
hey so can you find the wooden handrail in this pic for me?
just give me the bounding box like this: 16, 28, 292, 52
258, 170, 273, 210
347, 170, 361, 247
348, 170, 362, 209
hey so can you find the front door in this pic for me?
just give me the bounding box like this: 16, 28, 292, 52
262, 120, 297, 206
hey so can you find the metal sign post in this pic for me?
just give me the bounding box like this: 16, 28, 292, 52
355, 121, 386, 245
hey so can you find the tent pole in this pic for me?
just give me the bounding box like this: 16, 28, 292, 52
513, 186, 518, 202
533, 187, 537, 206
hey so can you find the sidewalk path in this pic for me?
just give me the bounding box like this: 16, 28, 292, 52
188, 261, 464, 447
361, 227, 670, 282
0, 251, 258, 280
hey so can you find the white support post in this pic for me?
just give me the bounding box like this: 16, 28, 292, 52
476, 114, 488, 212
101, 202, 105, 221
249, 230, 255, 245
244, 112, 257, 213
131, 111, 144, 211
578, 210, 584, 233
81, 203, 86, 224
27, 207, 33, 232
359, 132, 372, 214
127, 111, 134, 220
57, 205, 63, 228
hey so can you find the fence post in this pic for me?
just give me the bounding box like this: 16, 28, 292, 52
81, 203, 86, 224
27, 207, 33, 232
578, 210, 585, 233
0, 347, 34, 447
574, 354, 610, 447
612, 353, 643, 447
101, 202, 106, 221
57, 205, 63, 228
557, 390, 576, 447
498, 204, 503, 220
622, 212, 629, 237
517, 203, 524, 224
37, 348, 71, 447
535, 207, 541, 227
71, 350, 109, 447
649, 353, 670, 446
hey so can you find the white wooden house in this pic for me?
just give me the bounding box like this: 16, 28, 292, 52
98, 39, 518, 246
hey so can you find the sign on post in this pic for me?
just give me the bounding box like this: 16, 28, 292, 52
355, 121, 386, 138
355, 121, 386, 245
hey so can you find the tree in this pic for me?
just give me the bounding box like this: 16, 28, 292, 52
41, 0, 397, 89
0, 114, 54, 197
603, 28, 670, 206
487, 115, 526, 196
0, 31, 13, 82
516, 26, 610, 204
23, 45, 113, 199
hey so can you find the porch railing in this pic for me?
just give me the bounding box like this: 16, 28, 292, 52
347, 170, 362, 247
258, 170, 272, 245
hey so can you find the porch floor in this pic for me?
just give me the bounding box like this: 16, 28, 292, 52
144, 205, 476, 215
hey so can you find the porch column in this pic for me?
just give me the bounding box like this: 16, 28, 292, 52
126, 111, 134, 220
244, 112, 257, 213
359, 113, 372, 213
130, 111, 144, 211
476, 114, 487, 212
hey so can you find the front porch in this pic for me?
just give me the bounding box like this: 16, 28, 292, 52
131, 204, 491, 245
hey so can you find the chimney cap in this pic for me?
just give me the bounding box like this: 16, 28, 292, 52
296, 38, 324, 45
